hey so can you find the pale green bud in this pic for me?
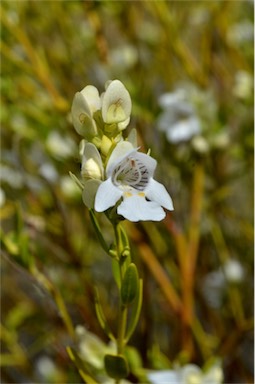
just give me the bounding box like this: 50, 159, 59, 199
101, 80, 132, 127
71, 85, 101, 139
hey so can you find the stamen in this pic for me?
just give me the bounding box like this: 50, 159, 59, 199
112, 156, 149, 190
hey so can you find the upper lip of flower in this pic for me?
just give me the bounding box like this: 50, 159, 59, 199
95, 143, 174, 222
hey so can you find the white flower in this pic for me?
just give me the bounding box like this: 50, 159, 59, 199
39, 163, 58, 182
71, 85, 101, 138
46, 131, 76, 159
191, 136, 210, 154
233, 70, 253, 100
36, 356, 61, 382
157, 90, 201, 144
101, 80, 132, 130
75, 325, 115, 370
60, 176, 80, 199
223, 259, 244, 283
147, 362, 223, 384
95, 142, 173, 222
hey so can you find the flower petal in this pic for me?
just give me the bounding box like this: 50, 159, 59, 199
127, 128, 138, 148
166, 116, 200, 143
95, 178, 122, 212
80, 85, 101, 113
117, 117, 130, 131
117, 194, 166, 222
133, 152, 157, 177
102, 80, 132, 124
146, 179, 174, 211
106, 141, 135, 175
147, 370, 179, 384
71, 92, 97, 138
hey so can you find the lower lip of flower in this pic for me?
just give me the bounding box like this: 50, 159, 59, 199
123, 191, 145, 198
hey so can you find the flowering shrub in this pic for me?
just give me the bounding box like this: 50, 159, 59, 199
1, 1, 253, 383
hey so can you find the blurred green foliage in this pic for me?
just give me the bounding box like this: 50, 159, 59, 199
0, 1, 253, 383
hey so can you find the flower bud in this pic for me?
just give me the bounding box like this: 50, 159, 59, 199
71, 85, 101, 139
101, 80, 132, 127
81, 143, 104, 180
81, 158, 102, 180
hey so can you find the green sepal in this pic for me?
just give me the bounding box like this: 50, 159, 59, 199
82, 180, 101, 209
125, 279, 143, 343
104, 354, 129, 380
93, 110, 104, 132
121, 263, 139, 306
104, 122, 118, 134
119, 225, 131, 260
94, 288, 115, 342
66, 346, 98, 384
89, 209, 109, 255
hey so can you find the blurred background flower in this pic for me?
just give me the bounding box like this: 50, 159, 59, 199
157, 89, 201, 143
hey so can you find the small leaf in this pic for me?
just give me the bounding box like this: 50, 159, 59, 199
121, 263, 139, 306
66, 346, 98, 384
94, 288, 115, 342
89, 209, 109, 254
104, 354, 129, 379
125, 279, 143, 343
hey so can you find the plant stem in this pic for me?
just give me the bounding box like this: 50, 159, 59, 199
113, 222, 129, 383
117, 305, 128, 355
182, 162, 205, 355
114, 222, 128, 354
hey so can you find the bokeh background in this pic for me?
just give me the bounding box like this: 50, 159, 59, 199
1, 1, 254, 383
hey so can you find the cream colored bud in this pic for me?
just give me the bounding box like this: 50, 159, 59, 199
81, 158, 102, 180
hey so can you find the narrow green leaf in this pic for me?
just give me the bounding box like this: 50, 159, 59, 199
94, 288, 115, 342
121, 263, 139, 306
104, 354, 129, 379
125, 279, 143, 343
69, 171, 84, 190
66, 346, 98, 384
89, 209, 109, 254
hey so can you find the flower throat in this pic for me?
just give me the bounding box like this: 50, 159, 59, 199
112, 156, 149, 191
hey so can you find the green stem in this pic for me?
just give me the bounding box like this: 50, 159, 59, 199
114, 222, 129, 383
114, 222, 128, 354
117, 305, 128, 355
